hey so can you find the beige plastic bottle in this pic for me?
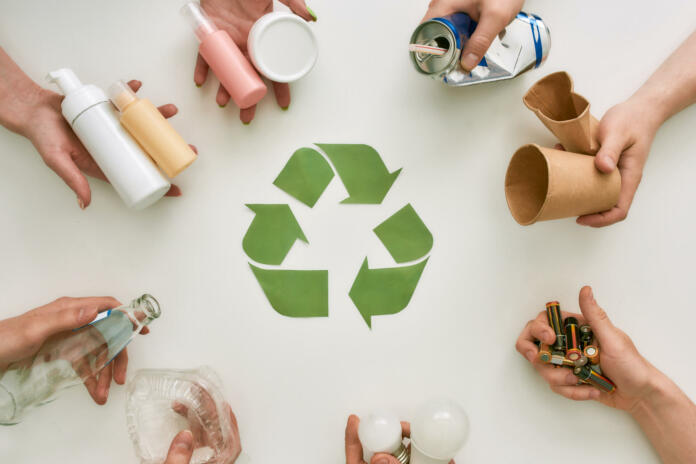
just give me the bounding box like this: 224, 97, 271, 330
108, 81, 196, 178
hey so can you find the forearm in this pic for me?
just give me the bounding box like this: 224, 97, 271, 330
631, 30, 696, 126
0, 46, 46, 136
630, 370, 696, 464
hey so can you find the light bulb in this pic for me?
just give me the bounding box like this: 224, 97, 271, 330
358, 410, 408, 463
410, 398, 469, 464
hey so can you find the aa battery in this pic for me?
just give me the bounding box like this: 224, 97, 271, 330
550, 353, 565, 366
573, 365, 616, 393
584, 345, 600, 365
538, 343, 552, 363
564, 317, 583, 361
545, 301, 565, 352
579, 325, 593, 348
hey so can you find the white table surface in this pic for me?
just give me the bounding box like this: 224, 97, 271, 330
1, 0, 695, 462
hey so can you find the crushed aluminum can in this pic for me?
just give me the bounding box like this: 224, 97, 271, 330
409, 11, 551, 86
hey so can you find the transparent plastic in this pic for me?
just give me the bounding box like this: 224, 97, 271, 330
108, 80, 138, 112
0, 294, 161, 425
126, 367, 242, 464
181, 1, 218, 42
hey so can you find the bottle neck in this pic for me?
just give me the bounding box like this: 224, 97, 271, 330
119, 294, 161, 329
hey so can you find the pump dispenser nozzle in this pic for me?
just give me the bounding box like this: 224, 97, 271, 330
47, 68, 83, 95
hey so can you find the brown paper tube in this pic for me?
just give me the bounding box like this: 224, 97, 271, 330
523, 71, 599, 154
505, 144, 621, 225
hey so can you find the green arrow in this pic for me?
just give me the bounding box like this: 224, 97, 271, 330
249, 264, 328, 317
349, 257, 428, 328
316, 144, 401, 204
243, 204, 307, 265
374, 204, 433, 263
273, 147, 335, 207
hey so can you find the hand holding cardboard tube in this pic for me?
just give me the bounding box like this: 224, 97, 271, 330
516, 286, 696, 464
194, 0, 317, 124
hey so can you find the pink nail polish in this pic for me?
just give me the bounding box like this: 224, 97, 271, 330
181, 2, 266, 109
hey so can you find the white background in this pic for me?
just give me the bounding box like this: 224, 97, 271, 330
0, 1, 695, 462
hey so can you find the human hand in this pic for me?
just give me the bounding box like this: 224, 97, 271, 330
17, 80, 189, 209
574, 96, 662, 227
0, 296, 147, 405
516, 286, 663, 411
197, 0, 316, 123
345, 415, 455, 464
421, 0, 524, 71
165, 404, 242, 464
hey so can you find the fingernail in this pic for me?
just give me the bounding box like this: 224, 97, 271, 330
176, 430, 193, 450
78, 307, 87, 323
196, 83, 202, 88
243, 121, 250, 125
526, 350, 535, 362
77, 197, 85, 210
281, 106, 289, 111
306, 6, 317, 21
218, 104, 226, 108
461, 53, 479, 71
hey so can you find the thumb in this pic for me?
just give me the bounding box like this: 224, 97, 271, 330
578, 286, 616, 343
278, 0, 316, 21
43, 151, 91, 209
164, 430, 194, 464
371, 453, 402, 464
461, 13, 511, 71
595, 132, 628, 173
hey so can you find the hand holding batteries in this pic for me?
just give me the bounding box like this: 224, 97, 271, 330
516, 286, 661, 411
0, 296, 147, 405
195, 0, 316, 124
420, 0, 524, 71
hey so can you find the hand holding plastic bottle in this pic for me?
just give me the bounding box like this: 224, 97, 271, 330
163, 403, 242, 464
0, 47, 192, 209
516, 286, 696, 464
0, 296, 146, 405
195, 0, 316, 123
421, 0, 524, 71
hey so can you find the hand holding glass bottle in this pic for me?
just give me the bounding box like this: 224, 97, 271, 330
0, 47, 195, 209
191, 0, 316, 124
0, 295, 157, 424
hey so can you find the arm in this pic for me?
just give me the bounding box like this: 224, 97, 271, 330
578, 31, 696, 227
516, 286, 696, 463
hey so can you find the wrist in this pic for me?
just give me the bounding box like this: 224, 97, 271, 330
628, 86, 671, 131
0, 78, 50, 138
629, 367, 679, 419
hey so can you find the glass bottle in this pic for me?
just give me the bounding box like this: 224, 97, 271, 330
0, 294, 161, 425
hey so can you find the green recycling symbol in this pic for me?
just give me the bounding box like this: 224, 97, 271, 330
243, 144, 433, 328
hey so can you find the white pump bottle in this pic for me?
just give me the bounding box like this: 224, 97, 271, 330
47, 69, 170, 209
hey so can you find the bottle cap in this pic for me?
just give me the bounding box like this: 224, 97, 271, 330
47, 68, 108, 124
180, 1, 217, 42
108, 80, 138, 112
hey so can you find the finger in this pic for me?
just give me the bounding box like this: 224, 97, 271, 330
216, 84, 231, 107
516, 320, 556, 362
42, 152, 92, 209
595, 132, 630, 173
371, 454, 402, 464
578, 163, 642, 227
550, 384, 601, 401
27, 299, 105, 342
127, 80, 142, 93
460, 11, 515, 71
421, 2, 466, 23
576, 206, 627, 227
165, 184, 182, 197
400, 421, 410, 438
189, 144, 198, 155
345, 415, 366, 464
279, 0, 316, 21
578, 286, 616, 343
240, 106, 256, 124
534, 363, 578, 387
272, 81, 291, 109
113, 348, 128, 385
194, 53, 210, 87
164, 430, 194, 464
157, 104, 178, 119
96, 362, 113, 403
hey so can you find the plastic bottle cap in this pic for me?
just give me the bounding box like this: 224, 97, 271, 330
108, 80, 138, 112
180, 1, 217, 42
46, 68, 109, 124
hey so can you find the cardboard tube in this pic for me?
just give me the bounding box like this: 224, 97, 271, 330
523, 71, 599, 154
504, 144, 621, 225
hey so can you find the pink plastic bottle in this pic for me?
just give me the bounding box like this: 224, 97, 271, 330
181, 1, 267, 108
